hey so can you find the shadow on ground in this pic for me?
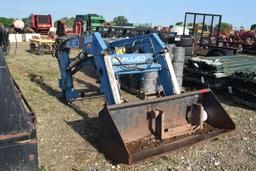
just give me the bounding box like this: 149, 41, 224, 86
28, 73, 101, 151
80, 65, 99, 80
66, 118, 99, 150
73, 77, 100, 94
28, 73, 123, 164
28, 73, 102, 118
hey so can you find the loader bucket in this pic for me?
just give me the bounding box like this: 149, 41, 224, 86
99, 89, 235, 164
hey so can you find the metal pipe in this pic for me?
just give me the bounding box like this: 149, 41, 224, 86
67, 53, 86, 70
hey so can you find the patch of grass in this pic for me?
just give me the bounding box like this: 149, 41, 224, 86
247, 151, 256, 158
163, 155, 178, 164
30, 86, 43, 94
40, 69, 59, 78
40, 165, 49, 171
152, 159, 164, 165
72, 167, 90, 171
99, 153, 106, 160
212, 136, 225, 142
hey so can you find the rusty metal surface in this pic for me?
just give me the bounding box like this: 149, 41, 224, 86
99, 89, 235, 164
129, 128, 227, 164
0, 50, 33, 140
0, 48, 38, 170
0, 132, 31, 141
0, 139, 38, 171
106, 90, 203, 142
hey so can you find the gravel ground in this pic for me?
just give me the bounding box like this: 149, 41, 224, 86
6, 43, 256, 171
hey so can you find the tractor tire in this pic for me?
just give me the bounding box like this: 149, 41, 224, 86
37, 45, 44, 55
30, 43, 36, 54
179, 35, 193, 47
207, 48, 231, 57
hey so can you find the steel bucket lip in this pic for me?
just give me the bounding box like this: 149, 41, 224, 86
107, 89, 211, 110
99, 88, 236, 164
127, 129, 234, 164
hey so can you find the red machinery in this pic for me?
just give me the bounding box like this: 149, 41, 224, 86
56, 20, 84, 36
73, 20, 83, 35
29, 14, 52, 34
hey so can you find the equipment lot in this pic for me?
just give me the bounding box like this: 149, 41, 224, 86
6, 42, 256, 171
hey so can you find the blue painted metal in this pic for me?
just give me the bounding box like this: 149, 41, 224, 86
109, 33, 165, 54
113, 63, 162, 75
111, 53, 154, 65
56, 32, 175, 104
156, 54, 174, 96
57, 50, 79, 100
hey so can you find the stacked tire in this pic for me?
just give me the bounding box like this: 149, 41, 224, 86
174, 35, 194, 89
178, 35, 194, 62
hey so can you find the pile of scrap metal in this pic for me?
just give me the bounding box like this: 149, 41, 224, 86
0, 48, 38, 170
95, 26, 176, 44
183, 55, 256, 108
229, 68, 256, 109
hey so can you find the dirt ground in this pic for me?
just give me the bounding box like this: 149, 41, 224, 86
6, 42, 256, 171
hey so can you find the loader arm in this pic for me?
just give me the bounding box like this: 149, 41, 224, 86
57, 33, 122, 104
56, 32, 179, 104
55, 33, 235, 164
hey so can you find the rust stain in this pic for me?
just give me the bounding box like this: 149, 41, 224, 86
0, 132, 30, 141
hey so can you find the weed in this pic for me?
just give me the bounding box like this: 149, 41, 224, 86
163, 155, 178, 164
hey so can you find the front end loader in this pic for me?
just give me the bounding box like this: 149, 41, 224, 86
56, 32, 235, 164
0, 48, 38, 170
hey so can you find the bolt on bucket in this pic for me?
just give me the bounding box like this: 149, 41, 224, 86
99, 89, 235, 164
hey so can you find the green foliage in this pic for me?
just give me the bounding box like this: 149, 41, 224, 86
112, 16, 132, 26
0, 17, 15, 27
219, 22, 232, 32
163, 155, 178, 163
176, 22, 183, 26
54, 17, 75, 28
40, 165, 49, 171
22, 17, 29, 26
152, 159, 164, 165
250, 24, 256, 30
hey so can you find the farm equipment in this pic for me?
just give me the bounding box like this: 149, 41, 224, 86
222, 29, 256, 54
29, 36, 55, 55
29, 14, 52, 34
55, 32, 235, 164
0, 23, 10, 55
183, 12, 237, 56
75, 14, 105, 33
95, 25, 177, 44
56, 14, 105, 36
0, 48, 38, 170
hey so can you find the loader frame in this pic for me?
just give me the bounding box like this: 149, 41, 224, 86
183, 12, 237, 56
55, 33, 235, 164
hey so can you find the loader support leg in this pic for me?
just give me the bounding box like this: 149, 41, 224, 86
164, 51, 181, 94
58, 50, 79, 100
103, 54, 122, 104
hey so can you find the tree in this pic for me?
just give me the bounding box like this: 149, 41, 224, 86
175, 22, 183, 26
0, 17, 15, 27
22, 17, 29, 26
219, 22, 232, 32
54, 17, 75, 28
112, 16, 131, 26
